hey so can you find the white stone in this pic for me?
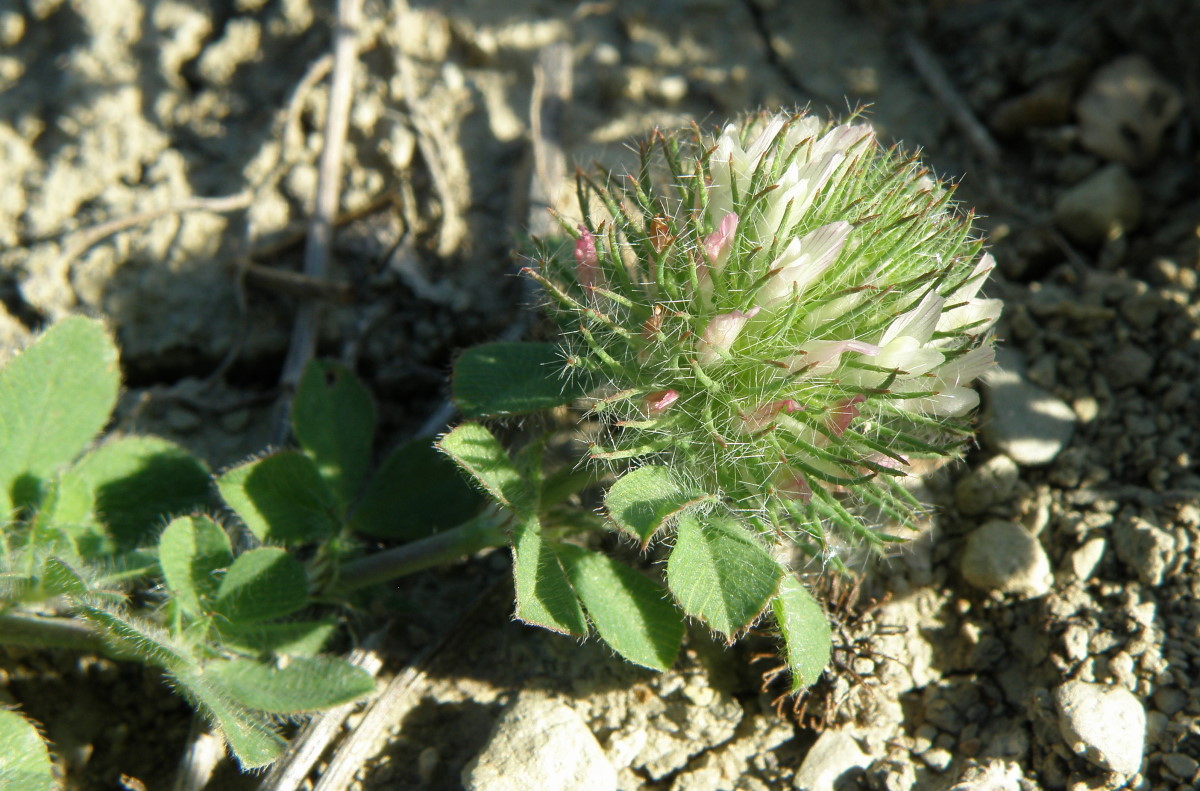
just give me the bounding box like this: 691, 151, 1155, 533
1053, 164, 1142, 247
1054, 680, 1146, 776
1076, 55, 1183, 169
1069, 537, 1107, 581
793, 730, 871, 791
981, 350, 1076, 466
961, 520, 1052, 597
462, 691, 617, 791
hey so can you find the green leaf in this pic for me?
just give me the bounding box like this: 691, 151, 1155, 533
453, 342, 586, 418
205, 656, 375, 714
605, 465, 712, 547
41, 556, 88, 596
554, 543, 683, 671
350, 438, 483, 541
437, 423, 533, 514
217, 452, 340, 545
159, 516, 233, 617
292, 360, 376, 508
0, 710, 53, 791
213, 548, 308, 625
511, 514, 586, 635
0, 316, 119, 514
172, 667, 285, 769
68, 435, 213, 547
216, 619, 339, 657
773, 576, 831, 691
666, 514, 783, 638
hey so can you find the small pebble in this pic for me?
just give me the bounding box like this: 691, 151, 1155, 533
1162, 752, 1199, 780
1053, 164, 1141, 247
1054, 680, 1146, 776
1069, 537, 1106, 581
792, 730, 870, 791
981, 351, 1076, 466
955, 454, 1020, 515
1075, 55, 1183, 169
461, 691, 617, 791
960, 520, 1053, 598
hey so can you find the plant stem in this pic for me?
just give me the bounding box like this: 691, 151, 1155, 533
0, 612, 107, 653
331, 513, 509, 594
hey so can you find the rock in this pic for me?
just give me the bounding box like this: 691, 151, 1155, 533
1052, 164, 1142, 247
989, 78, 1073, 135
960, 520, 1053, 597
1075, 55, 1183, 169
1097, 343, 1155, 390
955, 454, 1020, 515
1112, 516, 1176, 587
1069, 537, 1106, 581
793, 730, 871, 791
944, 758, 1023, 791
461, 691, 617, 791
981, 351, 1076, 466
1054, 680, 1146, 776
1162, 752, 1200, 781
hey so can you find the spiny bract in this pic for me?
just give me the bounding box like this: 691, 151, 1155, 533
531, 111, 1000, 558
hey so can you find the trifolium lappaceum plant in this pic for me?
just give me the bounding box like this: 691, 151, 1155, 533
517, 109, 1001, 688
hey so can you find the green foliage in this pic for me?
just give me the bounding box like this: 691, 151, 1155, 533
0, 710, 54, 791
666, 515, 783, 639
773, 576, 832, 691
0, 315, 119, 514
293, 360, 376, 507
217, 451, 340, 545
554, 543, 684, 671
0, 324, 392, 773
68, 436, 213, 548
437, 422, 534, 512
350, 437, 483, 541
453, 341, 589, 418
510, 512, 587, 635
158, 515, 233, 617
205, 656, 376, 714
213, 548, 309, 625
604, 465, 712, 547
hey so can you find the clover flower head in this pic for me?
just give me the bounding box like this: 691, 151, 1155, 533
532, 111, 1001, 553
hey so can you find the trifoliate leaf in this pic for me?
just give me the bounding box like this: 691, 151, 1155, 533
213, 548, 308, 625
605, 465, 713, 547
772, 575, 831, 691
554, 543, 683, 671
158, 515, 233, 617
217, 451, 340, 545
666, 514, 783, 638
292, 360, 376, 509
0, 316, 119, 514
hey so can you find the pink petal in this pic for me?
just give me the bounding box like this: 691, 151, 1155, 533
827, 394, 865, 437
703, 212, 739, 270
574, 225, 599, 288
741, 399, 802, 433
645, 389, 679, 415
697, 307, 760, 365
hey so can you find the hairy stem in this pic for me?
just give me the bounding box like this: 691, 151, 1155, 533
0, 611, 107, 653
331, 513, 509, 594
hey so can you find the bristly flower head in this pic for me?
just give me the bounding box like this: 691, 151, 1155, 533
530, 111, 1000, 557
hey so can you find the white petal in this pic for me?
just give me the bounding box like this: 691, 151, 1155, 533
937, 298, 1002, 337
880, 290, 944, 347
756, 221, 852, 306
901, 386, 980, 417
875, 336, 945, 376
785, 338, 881, 376
948, 252, 996, 303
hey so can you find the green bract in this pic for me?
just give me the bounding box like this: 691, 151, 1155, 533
533, 111, 1000, 557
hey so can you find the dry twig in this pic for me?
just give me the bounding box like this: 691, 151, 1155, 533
902, 32, 1001, 167
274, 0, 365, 442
